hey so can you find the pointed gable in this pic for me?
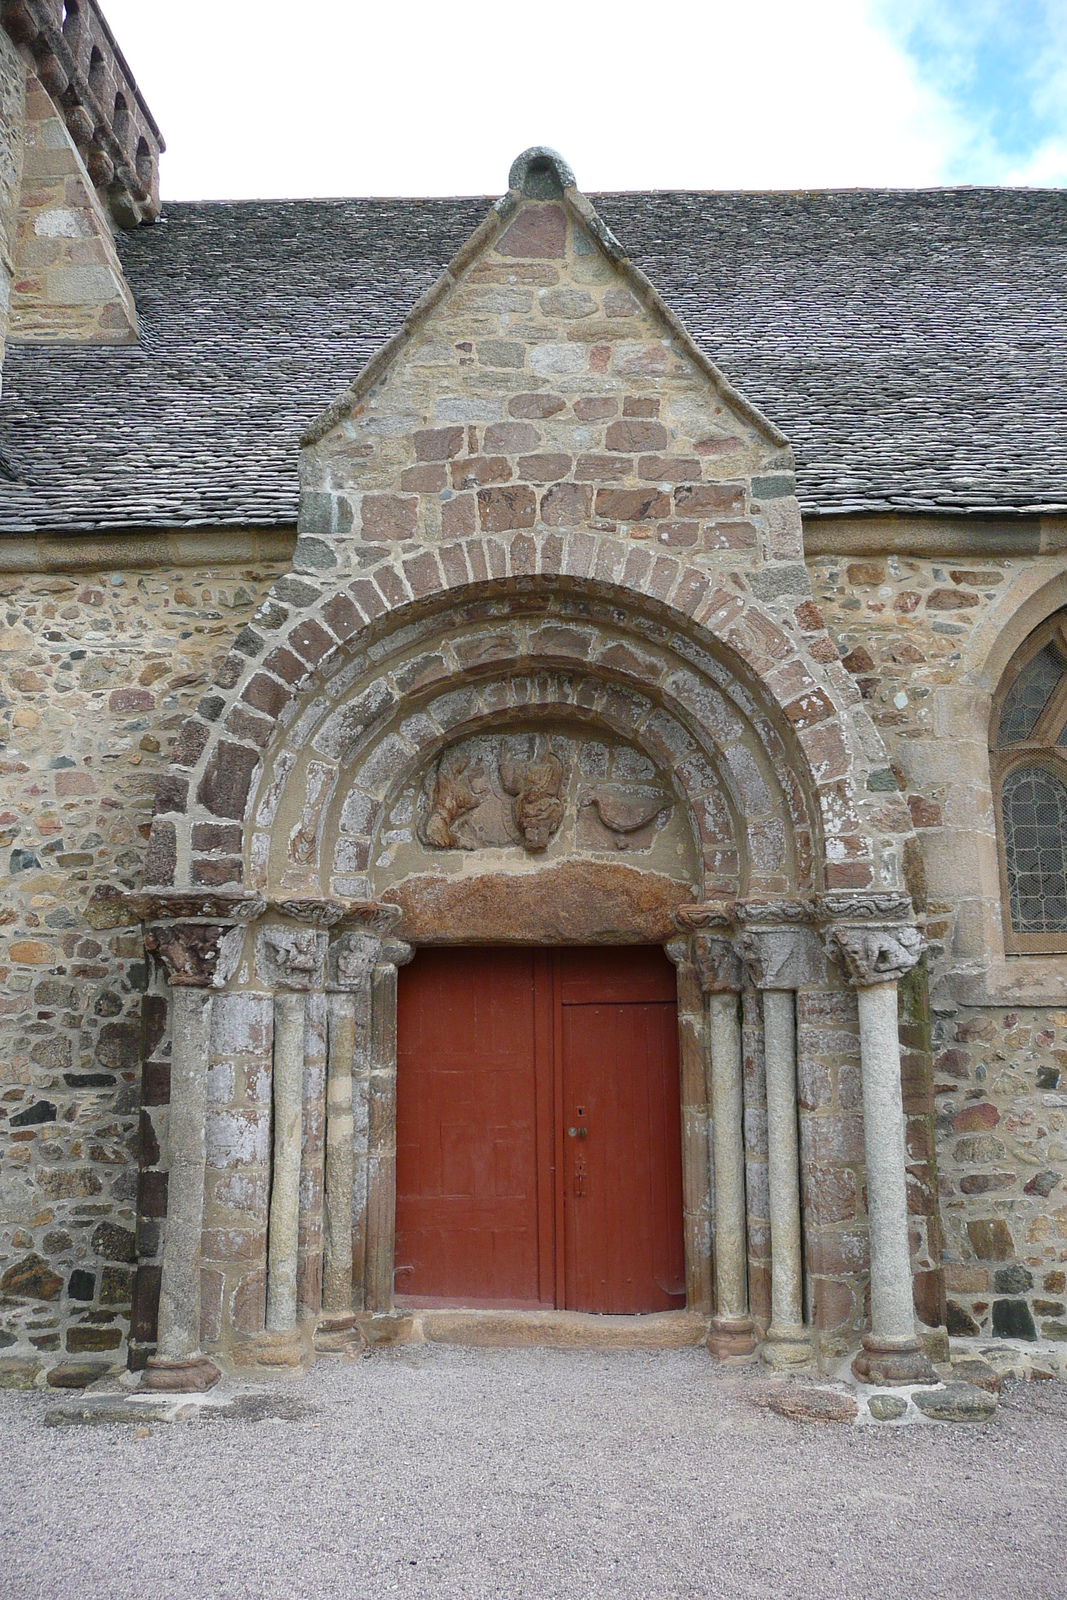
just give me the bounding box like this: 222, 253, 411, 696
298, 148, 801, 580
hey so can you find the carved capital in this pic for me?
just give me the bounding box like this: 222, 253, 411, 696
379, 938, 414, 970
270, 896, 349, 928
817, 891, 914, 926
145, 922, 245, 989
826, 922, 923, 987
327, 931, 382, 991
734, 899, 823, 990
691, 932, 743, 994
675, 900, 734, 932
255, 925, 328, 990
339, 900, 404, 936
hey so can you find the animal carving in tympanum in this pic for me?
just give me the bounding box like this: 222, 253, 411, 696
499, 746, 565, 852
422, 750, 488, 849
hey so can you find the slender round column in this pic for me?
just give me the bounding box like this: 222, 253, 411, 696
364, 939, 413, 1315
761, 988, 811, 1365
825, 900, 936, 1386
323, 932, 380, 1314
140, 915, 248, 1392
690, 927, 754, 1358
736, 904, 821, 1370
255, 921, 329, 1335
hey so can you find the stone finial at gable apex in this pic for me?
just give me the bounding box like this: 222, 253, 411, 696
507, 147, 576, 200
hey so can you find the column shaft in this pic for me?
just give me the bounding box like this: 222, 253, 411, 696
323, 993, 355, 1314
266, 990, 306, 1331
156, 987, 211, 1361
857, 981, 927, 1355
707, 992, 753, 1353
762, 988, 811, 1365
364, 961, 398, 1313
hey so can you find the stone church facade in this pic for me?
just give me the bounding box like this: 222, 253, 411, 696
2, 2, 1067, 1390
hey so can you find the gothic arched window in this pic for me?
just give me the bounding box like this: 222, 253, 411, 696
994, 614, 1067, 953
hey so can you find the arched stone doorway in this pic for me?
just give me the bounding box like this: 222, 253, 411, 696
123, 150, 934, 1393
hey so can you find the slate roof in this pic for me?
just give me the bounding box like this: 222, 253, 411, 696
1, 187, 1066, 534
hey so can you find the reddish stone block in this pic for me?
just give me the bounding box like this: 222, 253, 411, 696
192, 858, 242, 887
232, 1267, 266, 1336
656, 521, 698, 547
840, 646, 875, 674
509, 393, 565, 419
109, 687, 154, 714
224, 704, 274, 748
403, 551, 443, 597
540, 482, 591, 526
153, 774, 189, 815
169, 719, 210, 768
239, 673, 285, 720
322, 594, 363, 643
442, 495, 477, 538
451, 456, 512, 489
783, 688, 835, 729
908, 795, 943, 828
478, 486, 536, 532
573, 397, 616, 420
262, 646, 307, 685
371, 566, 407, 609
401, 463, 447, 493
361, 494, 418, 540
589, 345, 611, 374
674, 482, 746, 515
967, 1218, 1015, 1260
130, 1264, 161, 1343
575, 454, 630, 481
496, 204, 567, 258
647, 555, 681, 601
519, 453, 571, 483
414, 426, 464, 461
605, 419, 667, 452
197, 741, 259, 820
510, 533, 537, 576
484, 421, 541, 453
927, 588, 981, 611
622, 396, 659, 417
348, 578, 386, 621
638, 456, 701, 482
794, 600, 825, 632
811, 1275, 855, 1331
952, 1102, 1000, 1132
288, 619, 335, 666
594, 488, 671, 522
672, 568, 710, 617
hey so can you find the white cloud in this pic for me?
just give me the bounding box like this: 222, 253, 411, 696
101, 0, 967, 199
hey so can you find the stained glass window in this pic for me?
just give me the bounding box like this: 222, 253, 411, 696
997, 643, 1066, 748
1002, 766, 1067, 933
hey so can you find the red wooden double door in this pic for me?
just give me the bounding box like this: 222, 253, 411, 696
395, 946, 685, 1314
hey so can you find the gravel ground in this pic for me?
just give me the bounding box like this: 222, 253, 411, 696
3, 1346, 1067, 1600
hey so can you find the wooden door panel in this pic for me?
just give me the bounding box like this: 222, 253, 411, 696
395, 947, 550, 1308
395, 944, 684, 1315
560, 948, 685, 1314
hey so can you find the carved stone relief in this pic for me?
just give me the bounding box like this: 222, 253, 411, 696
366, 722, 697, 893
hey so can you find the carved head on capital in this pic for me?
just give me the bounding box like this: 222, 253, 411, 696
826, 923, 923, 987
255, 925, 328, 990
145, 922, 245, 989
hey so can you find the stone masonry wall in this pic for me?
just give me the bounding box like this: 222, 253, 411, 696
0, 554, 288, 1372
0, 27, 26, 394
810, 546, 1067, 1344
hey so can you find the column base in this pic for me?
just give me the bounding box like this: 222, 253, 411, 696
314, 1314, 368, 1356
141, 1355, 221, 1393
707, 1316, 757, 1360
231, 1322, 312, 1372
760, 1323, 816, 1369
851, 1335, 936, 1387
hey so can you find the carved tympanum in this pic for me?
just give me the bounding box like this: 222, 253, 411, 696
499, 746, 564, 852
423, 749, 489, 849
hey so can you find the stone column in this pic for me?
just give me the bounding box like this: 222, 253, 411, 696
255, 922, 328, 1334
140, 918, 246, 1392
824, 893, 936, 1386
364, 938, 413, 1315
737, 904, 821, 1369
665, 937, 713, 1315
323, 932, 381, 1314
692, 929, 755, 1358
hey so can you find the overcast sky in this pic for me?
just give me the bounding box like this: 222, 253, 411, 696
102, 0, 1067, 199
